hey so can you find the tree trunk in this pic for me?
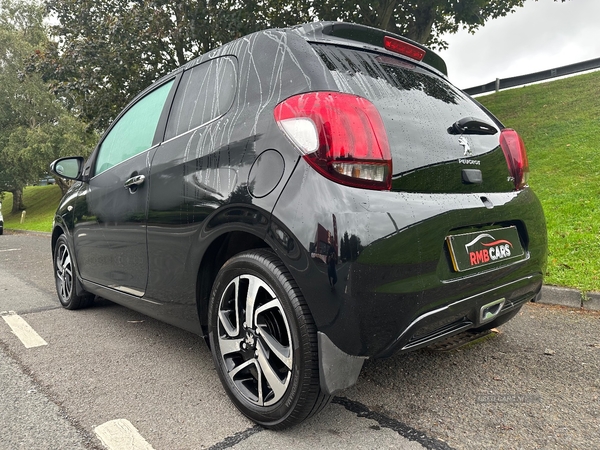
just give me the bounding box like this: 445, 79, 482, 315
10, 188, 25, 213
404, 2, 438, 44
376, 0, 398, 32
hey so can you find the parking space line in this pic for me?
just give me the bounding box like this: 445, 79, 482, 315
1, 311, 48, 348
94, 419, 155, 450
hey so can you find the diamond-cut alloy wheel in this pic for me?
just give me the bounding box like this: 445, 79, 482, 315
55, 241, 74, 303
53, 235, 93, 310
209, 250, 331, 429
217, 274, 293, 406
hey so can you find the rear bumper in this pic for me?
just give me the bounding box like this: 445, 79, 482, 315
315, 274, 538, 394
376, 273, 541, 357
270, 161, 547, 359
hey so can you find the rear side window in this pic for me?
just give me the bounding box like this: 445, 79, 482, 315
312, 45, 499, 175
165, 56, 237, 140
95, 80, 174, 176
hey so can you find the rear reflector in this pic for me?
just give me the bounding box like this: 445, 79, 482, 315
274, 92, 392, 190
383, 36, 426, 61
499, 128, 529, 190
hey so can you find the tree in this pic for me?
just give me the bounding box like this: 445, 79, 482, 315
313, 0, 566, 49
32, 0, 569, 142
0, 0, 50, 210
340, 231, 364, 262
2, 115, 97, 196
0, 0, 96, 211
35, 0, 312, 131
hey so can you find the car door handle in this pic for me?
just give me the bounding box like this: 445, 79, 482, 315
124, 174, 145, 189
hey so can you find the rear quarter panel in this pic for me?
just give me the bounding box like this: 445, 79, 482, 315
270, 159, 547, 357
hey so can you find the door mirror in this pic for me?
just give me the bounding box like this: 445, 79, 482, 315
50, 157, 85, 181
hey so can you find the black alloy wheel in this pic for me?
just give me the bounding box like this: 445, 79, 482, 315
53, 234, 93, 310
208, 250, 331, 429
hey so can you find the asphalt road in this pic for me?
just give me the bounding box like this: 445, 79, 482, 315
1, 232, 599, 450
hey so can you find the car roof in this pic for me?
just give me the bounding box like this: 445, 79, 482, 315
290, 22, 448, 77
130, 21, 449, 117
172, 21, 448, 81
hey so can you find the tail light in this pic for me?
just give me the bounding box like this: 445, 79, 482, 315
274, 92, 392, 190
499, 128, 529, 190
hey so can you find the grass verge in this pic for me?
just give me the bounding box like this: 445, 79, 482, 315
478, 70, 600, 291
1, 185, 63, 232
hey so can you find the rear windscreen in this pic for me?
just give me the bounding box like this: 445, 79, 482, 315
312, 45, 500, 176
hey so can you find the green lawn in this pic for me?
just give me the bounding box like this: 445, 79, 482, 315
478, 71, 600, 292
1, 185, 63, 232
2, 71, 600, 291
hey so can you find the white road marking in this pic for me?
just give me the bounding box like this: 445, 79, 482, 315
1, 311, 48, 348
94, 419, 155, 450
0, 248, 21, 252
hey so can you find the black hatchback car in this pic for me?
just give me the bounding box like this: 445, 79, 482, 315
50, 22, 547, 429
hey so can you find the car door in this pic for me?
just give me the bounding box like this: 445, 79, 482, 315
142, 57, 238, 324
73, 79, 175, 296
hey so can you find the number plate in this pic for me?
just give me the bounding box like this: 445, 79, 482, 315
446, 226, 525, 272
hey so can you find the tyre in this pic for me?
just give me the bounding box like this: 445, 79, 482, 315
472, 305, 523, 332
208, 249, 331, 429
53, 234, 94, 310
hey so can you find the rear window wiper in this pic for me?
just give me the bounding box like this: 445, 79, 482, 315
448, 116, 498, 135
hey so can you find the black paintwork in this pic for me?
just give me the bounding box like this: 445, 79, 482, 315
271, 159, 546, 357
51, 22, 547, 361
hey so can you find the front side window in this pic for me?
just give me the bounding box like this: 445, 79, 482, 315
165, 56, 237, 140
95, 80, 174, 176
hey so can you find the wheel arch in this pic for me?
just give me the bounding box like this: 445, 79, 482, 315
196, 229, 271, 335
51, 221, 67, 253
